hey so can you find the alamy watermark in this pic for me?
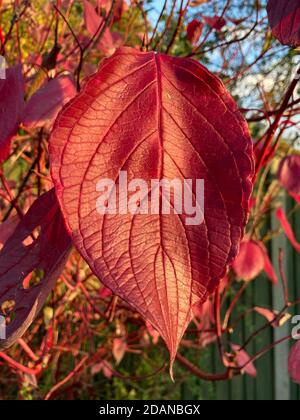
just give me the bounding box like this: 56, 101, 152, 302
96, 171, 204, 226
291, 315, 300, 340
0, 315, 6, 340
0, 55, 6, 79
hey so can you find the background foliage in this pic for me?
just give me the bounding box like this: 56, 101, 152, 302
0, 0, 299, 400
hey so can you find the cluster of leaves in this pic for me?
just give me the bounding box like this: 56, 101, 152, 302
0, 0, 300, 399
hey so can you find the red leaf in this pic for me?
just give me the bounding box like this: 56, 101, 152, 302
227, 17, 248, 25
262, 252, 277, 284
84, 0, 119, 56
232, 240, 277, 283
96, 0, 111, 13
203, 15, 226, 31
254, 306, 290, 327
193, 299, 214, 329
113, 0, 127, 22
190, 0, 208, 7
278, 155, 300, 196
96, 0, 126, 23
190, 0, 208, 6
91, 360, 113, 378
267, 0, 300, 47
112, 338, 126, 364
258, 242, 278, 285
99, 286, 112, 298
22, 75, 77, 129
84, 0, 101, 36
0, 27, 5, 45
0, 216, 20, 249
231, 344, 257, 377
276, 208, 300, 253
41, 325, 54, 354
254, 306, 276, 323
187, 19, 203, 45
0, 65, 24, 163
199, 331, 217, 348
49, 47, 253, 367
99, 30, 123, 56
146, 321, 160, 344
0, 190, 72, 349
288, 340, 300, 384
290, 191, 300, 205
232, 240, 265, 281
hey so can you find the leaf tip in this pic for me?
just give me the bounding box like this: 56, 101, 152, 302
169, 359, 175, 382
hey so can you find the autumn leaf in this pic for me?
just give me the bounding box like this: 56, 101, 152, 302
0, 190, 72, 349
276, 208, 300, 253
112, 337, 126, 364
91, 360, 113, 378
0, 216, 20, 250
203, 15, 226, 31
83, 0, 123, 56
288, 340, 300, 385
49, 47, 253, 371
254, 307, 291, 327
267, 0, 300, 47
0, 65, 24, 163
232, 240, 264, 281
278, 155, 300, 204
232, 239, 277, 283
231, 344, 257, 377
96, 0, 127, 23
190, 0, 208, 7
146, 321, 160, 345
187, 19, 203, 45
22, 74, 77, 129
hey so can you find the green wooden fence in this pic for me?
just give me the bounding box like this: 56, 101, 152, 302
180, 195, 300, 400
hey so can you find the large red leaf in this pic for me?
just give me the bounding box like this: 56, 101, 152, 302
267, 0, 300, 47
0, 65, 24, 163
49, 47, 253, 366
0, 190, 72, 349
